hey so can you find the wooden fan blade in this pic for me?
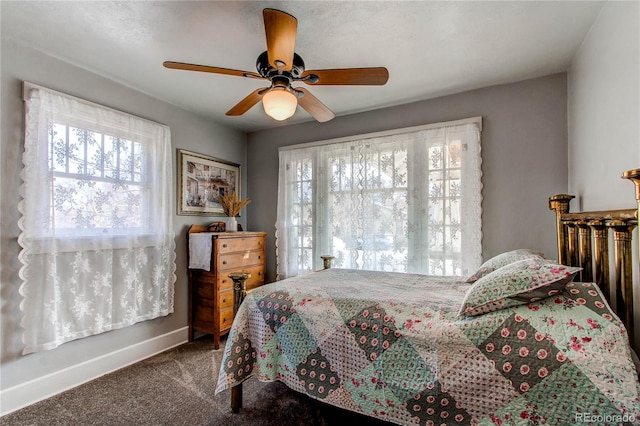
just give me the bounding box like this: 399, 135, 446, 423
263, 9, 297, 71
296, 88, 335, 122
226, 88, 266, 116
301, 67, 389, 85
163, 61, 262, 79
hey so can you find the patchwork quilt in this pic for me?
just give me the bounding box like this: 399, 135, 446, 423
215, 269, 640, 425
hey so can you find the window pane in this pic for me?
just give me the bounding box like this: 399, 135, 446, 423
50, 124, 68, 173
104, 136, 117, 180
132, 141, 143, 182
448, 142, 462, 167
67, 127, 85, 175
429, 146, 443, 169
119, 139, 133, 182
48, 123, 147, 234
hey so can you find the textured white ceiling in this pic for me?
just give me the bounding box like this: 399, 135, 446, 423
1, 1, 604, 133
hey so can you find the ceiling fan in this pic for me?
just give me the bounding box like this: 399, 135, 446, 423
163, 8, 389, 123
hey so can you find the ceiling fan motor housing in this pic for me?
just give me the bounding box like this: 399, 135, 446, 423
256, 50, 306, 79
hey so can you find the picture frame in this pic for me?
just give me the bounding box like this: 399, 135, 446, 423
177, 149, 241, 216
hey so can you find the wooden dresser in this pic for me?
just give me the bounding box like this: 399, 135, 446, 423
187, 227, 267, 348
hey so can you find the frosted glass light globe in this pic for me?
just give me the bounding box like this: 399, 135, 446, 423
262, 89, 297, 121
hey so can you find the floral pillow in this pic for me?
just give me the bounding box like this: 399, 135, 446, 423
465, 249, 544, 283
459, 256, 581, 317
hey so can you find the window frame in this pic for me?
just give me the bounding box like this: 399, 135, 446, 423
21, 82, 171, 250
276, 117, 482, 278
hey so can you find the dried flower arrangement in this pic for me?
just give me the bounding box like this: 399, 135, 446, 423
218, 191, 251, 217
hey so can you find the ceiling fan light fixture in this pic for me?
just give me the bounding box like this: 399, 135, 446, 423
262, 88, 297, 121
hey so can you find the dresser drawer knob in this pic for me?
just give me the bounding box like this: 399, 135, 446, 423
222, 244, 228, 248
258, 272, 262, 276
222, 260, 227, 265
223, 318, 227, 323
222, 279, 227, 284
258, 255, 261, 260
222, 298, 227, 303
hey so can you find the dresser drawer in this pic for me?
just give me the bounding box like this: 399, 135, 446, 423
219, 307, 234, 331
218, 250, 264, 271
218, 289, 233, 309
217, 274, 233, 291
245, 264, 266, 287
216, 237, 264, 254
217, 264, 265, 289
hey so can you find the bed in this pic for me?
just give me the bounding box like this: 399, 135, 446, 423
215, 168, 640, 425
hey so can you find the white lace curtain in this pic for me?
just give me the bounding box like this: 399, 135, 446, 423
18, 83, 176, 354
276, 120, 482, 280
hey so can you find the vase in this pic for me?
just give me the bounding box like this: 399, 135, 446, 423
227, 216, 238, 232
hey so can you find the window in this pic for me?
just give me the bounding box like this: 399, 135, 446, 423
18, 83, 176, 354
276, 119, 482, 279
47, 124, 147, 236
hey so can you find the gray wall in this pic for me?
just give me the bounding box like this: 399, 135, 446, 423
567, 0, 639, 348
0, 39, 247, 393
246, 73, 569, 283
568, 0, 639, 209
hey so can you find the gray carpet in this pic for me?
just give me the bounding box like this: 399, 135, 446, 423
1, 337, 390, 426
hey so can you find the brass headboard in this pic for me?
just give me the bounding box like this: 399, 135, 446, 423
549, 168, 639, 349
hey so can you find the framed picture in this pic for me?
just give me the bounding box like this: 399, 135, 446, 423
177, 149, 241, 216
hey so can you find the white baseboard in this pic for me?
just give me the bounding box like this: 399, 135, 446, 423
0, 326, 189, 417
